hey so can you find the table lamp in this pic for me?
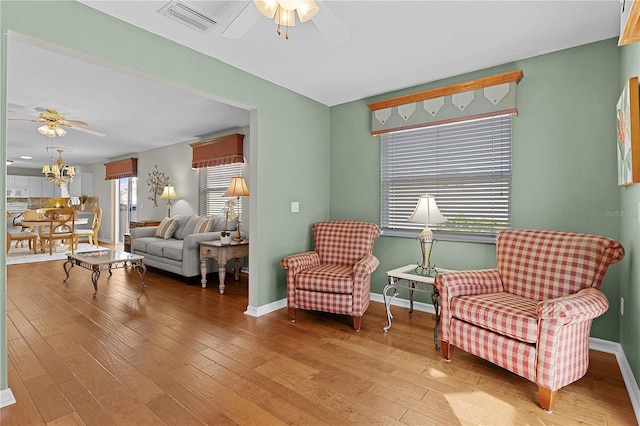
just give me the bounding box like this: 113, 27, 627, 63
223, 176, 250, 241
408, 194, 447, 275
160, 179, 179, 217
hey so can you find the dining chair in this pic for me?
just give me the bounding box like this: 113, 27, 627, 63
6, 212, 37, 254
40, 208, 76, 255
74, 207, 102, 247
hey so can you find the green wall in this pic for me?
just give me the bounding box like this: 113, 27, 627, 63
619, 41, 640, 388
0, 0, 330, 393
330, 38, 623, 340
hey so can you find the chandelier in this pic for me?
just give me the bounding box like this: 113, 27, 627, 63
254, 0, 319, 39
42, 149, 75, 186
38, 122, 67, 138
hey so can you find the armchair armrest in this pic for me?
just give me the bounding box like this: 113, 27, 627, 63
281, 251, 321, 274
434, 269, 504, 297
435, 269, 504, 343
353, 253, 380, 279
538, 287, 609, 323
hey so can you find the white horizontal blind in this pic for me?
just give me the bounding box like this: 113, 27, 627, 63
381, 114, 512, 240
198, 163, 243, 218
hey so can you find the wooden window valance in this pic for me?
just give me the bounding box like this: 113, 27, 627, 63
368, 70, 524, 136
190, 133, 245, 169
104, 158, 137, 180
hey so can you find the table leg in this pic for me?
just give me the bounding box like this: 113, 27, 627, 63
382, 276, 399, 332
133, 261, 147, 288
200, 257, 208, 288
63, 259, 74, 281
408, 280, 416, 314
234, 258, 241, 280
218, 265, 227, 294
431, 286, 441, 350
91, 269, 101, 297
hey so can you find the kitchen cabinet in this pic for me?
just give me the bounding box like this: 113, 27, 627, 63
7, 175, 30, 198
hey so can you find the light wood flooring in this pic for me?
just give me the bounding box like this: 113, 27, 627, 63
2, 251, 637, 425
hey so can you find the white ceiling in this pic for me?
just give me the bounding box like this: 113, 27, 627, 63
7, 1, 621, 171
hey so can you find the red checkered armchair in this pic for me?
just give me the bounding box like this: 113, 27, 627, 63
281, 220, 381, 331
434, 230, 624, 412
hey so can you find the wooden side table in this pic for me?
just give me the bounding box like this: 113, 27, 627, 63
129, 220, 161, 229
200, 239, 249, 294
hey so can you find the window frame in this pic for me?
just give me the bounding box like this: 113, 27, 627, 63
198, 163, 245, 219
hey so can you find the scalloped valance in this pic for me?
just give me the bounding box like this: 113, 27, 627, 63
190, 133, 245, 169
368, 70, 523, 136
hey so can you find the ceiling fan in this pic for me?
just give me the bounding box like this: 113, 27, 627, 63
8, 107, 105, 138
223, 0, 349, 44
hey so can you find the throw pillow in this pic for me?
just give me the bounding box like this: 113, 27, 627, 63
154, 217, 178, 239
194, 217, 214, 234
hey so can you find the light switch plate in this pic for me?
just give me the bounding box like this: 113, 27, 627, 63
291, 201, 299, 213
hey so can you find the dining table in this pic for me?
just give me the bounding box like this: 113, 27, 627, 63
20, 217, 89, 252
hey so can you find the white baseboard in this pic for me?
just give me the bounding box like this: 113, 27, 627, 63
0, 388, 16, 408
245, 298, 287, 317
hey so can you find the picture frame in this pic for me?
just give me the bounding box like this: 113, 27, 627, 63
617, 76, 640, 186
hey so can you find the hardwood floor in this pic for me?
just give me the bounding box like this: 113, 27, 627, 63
2, 253, 636, 425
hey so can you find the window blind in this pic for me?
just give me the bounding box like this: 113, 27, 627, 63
198, 163, 244, 218
381, 114, 512, 241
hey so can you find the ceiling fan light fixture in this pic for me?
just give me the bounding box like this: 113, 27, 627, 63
274, 7, 296, 27
296, 0, 318, 22
55, 127, 67, 137
255, 0, 278, 18
278, 0, 299, 11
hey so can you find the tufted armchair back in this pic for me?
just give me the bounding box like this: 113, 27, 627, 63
497, 230, 625, 301
312, 220, 380, 266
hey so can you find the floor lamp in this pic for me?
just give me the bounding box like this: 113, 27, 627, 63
224, 176, 250, 241
160, 179, 179, 217
408, 194, 447, 276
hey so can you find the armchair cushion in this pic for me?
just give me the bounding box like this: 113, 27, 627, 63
296, 264, 354, 293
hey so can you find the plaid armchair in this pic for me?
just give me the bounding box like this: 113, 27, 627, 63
281, 220, 380, 331
434, 230, 624, 412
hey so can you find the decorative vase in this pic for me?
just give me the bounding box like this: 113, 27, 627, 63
80, 204, 86, 211
221, 235, 231, 245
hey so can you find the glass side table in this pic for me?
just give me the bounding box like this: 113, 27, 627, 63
384, 264, 452, 350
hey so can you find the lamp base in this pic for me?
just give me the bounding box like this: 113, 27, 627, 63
234, 222, 242, 241
415, 234, 438, 277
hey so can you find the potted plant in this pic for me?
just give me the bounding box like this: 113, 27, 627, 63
220, 199, 237, 245
79, 194, 89, 211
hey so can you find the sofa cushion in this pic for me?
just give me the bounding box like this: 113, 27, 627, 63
132, 236, 160, 253
194, 217, 214, 234
146, 239, 184, 261
451, 291, 539, 343
155, 217, 178, 239
172, 215, 193, 240
175, 215, 200, 240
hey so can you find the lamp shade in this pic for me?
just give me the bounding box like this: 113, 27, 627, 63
160, 185, 179, 200
255, 0, 279, 18
408, 194, 447, 225
223, 177, 250, 197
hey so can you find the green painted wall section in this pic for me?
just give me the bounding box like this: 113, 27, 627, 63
330, 38, 622, 340
0, 0, 330, 392
619, 41, 640, 389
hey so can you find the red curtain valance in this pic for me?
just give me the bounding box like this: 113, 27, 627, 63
190, 133, 244, 169
104, 158, 138, 180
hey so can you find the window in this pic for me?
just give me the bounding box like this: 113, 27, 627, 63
380, 114, 512, 242
198, 163, 244, 218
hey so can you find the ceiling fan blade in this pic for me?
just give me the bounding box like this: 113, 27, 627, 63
60, 119, 89, 127
222, 2, 261, 39
7, 118, 39, 123
66, 124, 105, 137
312, 1, 350, 45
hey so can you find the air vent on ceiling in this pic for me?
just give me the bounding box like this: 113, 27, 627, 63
158, 1, 219, 33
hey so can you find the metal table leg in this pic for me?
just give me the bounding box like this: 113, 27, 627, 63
431, 286, 441, 350
382, 276, 399, 332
